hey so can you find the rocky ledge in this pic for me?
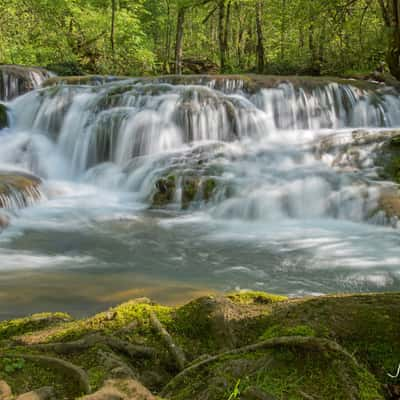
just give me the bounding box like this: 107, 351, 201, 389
0, 171, 43, 210
0, 291, 398, 399
0, 65, 52, 101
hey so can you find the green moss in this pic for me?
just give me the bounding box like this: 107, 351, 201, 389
202, 178, 217, 201
0, 312, 71, 340
226, 291, 287, 305
261, 324, 316, 340
152, 176, 177, 207
261, 293, 400, 385
46, 299, 173, 343
166, 346, 384, 400
182, 177, 200, 209
0, 359, 79, 398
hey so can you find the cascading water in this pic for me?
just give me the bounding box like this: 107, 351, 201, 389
1, 75, 400, 318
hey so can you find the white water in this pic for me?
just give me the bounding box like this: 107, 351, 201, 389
1, 76, 400, 317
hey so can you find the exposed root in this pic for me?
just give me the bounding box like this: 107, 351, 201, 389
149, 311, 186, 371
28, 333, 155, 359
161, 336, 358, 396
97, 349, 136, 378
1, 354, 91, 394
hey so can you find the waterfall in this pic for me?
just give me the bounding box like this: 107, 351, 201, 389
2, 74, 400, 301
6, 76, 400, 223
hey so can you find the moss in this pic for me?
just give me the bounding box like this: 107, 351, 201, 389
261, 293, 400, 385
152, 176, 177, 207
226, 291, 287, 305
182, 177, 200, 209
202, 178, 217, 201
46, 299, 173, 343
0, 312, 71, 340
0, 358, 79, 398
261, 324, 316, 340
166, 346, 383, 400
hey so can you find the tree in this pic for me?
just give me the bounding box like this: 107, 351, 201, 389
378, 0, 400, 79
255, 0, 265, 73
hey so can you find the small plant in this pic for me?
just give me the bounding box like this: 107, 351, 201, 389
227, 379, 241, 400
1, 357, 25, 374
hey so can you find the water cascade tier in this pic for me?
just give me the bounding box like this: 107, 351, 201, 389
1, 74, 400, 317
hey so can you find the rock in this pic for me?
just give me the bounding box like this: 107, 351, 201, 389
0, 171, 43, 209
0, 65, 52, 101
81, 379, 156, 400
16, 387, 55, 400
0, 380, 12, 400
152, 175, 176, 207
174, 296, 243, 351
0, 213, 10, 230
242, 387, 277, 400
0, 103, 8, 129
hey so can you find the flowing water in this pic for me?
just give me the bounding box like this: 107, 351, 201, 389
1, 75, 400, 318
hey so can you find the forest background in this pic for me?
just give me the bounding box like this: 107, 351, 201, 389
1, 0, 399, 79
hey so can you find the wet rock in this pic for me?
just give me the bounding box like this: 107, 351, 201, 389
16, 387, 55, 400
152, 175, 176, 207
0, 65, 52, 101
0, 213, 10, 230
0, 171, 43, 209
0, 103, 8, 129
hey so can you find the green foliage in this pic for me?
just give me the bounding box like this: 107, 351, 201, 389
0, 357, 25, 374
0, 0, 392, 77
227, 379, 241, 400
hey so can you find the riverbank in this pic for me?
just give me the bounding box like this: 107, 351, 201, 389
0, 291, 398, 399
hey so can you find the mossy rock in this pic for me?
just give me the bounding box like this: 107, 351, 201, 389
42, 75, 129, 87
227, 291, 287, 306
0, 103, 8, 129
0, 312, 71, 340
152, 176, 177, 207
163, 338, 383, 400
260, 293, 400, 385
169, 294, 281, 356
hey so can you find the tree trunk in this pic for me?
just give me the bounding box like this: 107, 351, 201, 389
174, 7, 185, 75
218, 0, 226, 72
256, 0, 265, 73
379, 0, 400, 79
110, 0, 116, 54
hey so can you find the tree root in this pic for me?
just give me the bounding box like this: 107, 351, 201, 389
161, 336, 358, 396
28, 333, 155, 359
1, 353, 91, 394
97, 349, 136, 378
149, 311, 186, 371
